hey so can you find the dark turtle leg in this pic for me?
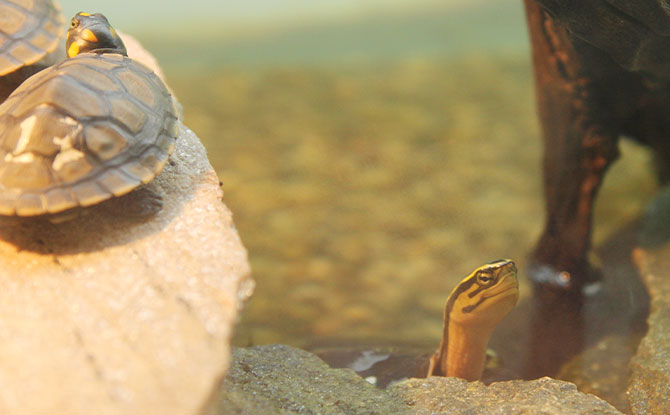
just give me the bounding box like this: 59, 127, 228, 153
524, 0, 620, 291
620, 88, 670, 186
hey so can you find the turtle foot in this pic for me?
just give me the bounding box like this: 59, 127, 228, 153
527, 260, 603, 297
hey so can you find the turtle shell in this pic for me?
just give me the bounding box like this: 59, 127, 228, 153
0, 52, 178, 216
533, 0, 670, 80
0, 0, 64, 99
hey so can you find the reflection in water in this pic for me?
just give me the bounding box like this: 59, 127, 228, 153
490, 222, 649, 413
525, 287, 585, 379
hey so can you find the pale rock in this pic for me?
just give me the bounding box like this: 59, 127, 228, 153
218, 344, 623, 415
627, 186, 670, 415
0, 34, 252, 415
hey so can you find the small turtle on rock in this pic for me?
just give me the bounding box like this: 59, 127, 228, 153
0, 12, 178, 217
0, 0, 65, 102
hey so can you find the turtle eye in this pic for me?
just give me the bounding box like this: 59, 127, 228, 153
70, 19, 79, 29
477, 272, 495, 286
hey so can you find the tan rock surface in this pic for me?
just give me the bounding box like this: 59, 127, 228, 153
121, 32, 166, 81
219, 344, 623, 415
0, 35, 252, 415
627, 187, 670, 414
392, 376, 623, 415
628, 248, 670, 415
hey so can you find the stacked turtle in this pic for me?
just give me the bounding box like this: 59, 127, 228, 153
0, 0, 64, 102
0, 1, 178, 217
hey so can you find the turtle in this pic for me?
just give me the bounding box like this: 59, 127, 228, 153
0, 12, 178, 217
0, 0, 65, 102
523, 0, 670, 292
314, 260, 520, 386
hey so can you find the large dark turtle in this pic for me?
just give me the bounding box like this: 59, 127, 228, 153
0, 0, 65, 102
0, 12, 178, 216
523, 0, 670, 291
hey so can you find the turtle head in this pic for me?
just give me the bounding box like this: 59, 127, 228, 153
447, 259, 519, 326
66, 12, 127, 58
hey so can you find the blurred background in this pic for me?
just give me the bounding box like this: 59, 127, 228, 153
58, 0, 657, 349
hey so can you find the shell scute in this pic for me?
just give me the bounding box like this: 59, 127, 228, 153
0, 55, 16, 74
116, 68, 155, 108
64, 63, 119, 92
60, 55, 119, 72
3, 109, 78, 157
156, 133, 176, 155
96, 168, 141, 197
121, 159, 155, 184
0, 0, 64, 77
138, 146, 168, 174
13, 74, 106, 118
0, 5, 27, 35
109, 96, 147, 134
0, 190, 18, 215
51, 148, 93, 183
43, 186, 75, 213
27, 31, 54, 51
16, 191, 44, 215
70, 180, 109, 207
83, 122, 129, 160
0, 156, 52, 190
8, 41, 38, 64
9, 0, 36, 11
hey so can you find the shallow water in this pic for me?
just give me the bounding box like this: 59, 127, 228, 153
168, 54, 656, 413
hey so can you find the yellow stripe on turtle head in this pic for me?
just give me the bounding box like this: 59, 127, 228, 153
82, 29, 98, 43
79, 12, 91, 16
67, 41, 80, 57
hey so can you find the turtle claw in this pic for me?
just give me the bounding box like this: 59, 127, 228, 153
527, 261, 603, 296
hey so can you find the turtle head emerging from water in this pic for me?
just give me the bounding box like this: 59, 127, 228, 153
66, 12, 127, 58
448, 259, 518, 326
427, 259, 519, 381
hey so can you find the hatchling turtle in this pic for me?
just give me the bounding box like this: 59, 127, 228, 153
0, 12, 178, 216
0, 0, 65, 102
315, 260, 520, 386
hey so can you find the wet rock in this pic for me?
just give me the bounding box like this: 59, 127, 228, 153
639, 186, 670, 248
628, 245, 670, 415
558, 334, 637, 414
314, 346, 430, 388
217, 344, 623, 415
216, 344, 410, 415
0, 37, 252, 415
390, 377, 623, 415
